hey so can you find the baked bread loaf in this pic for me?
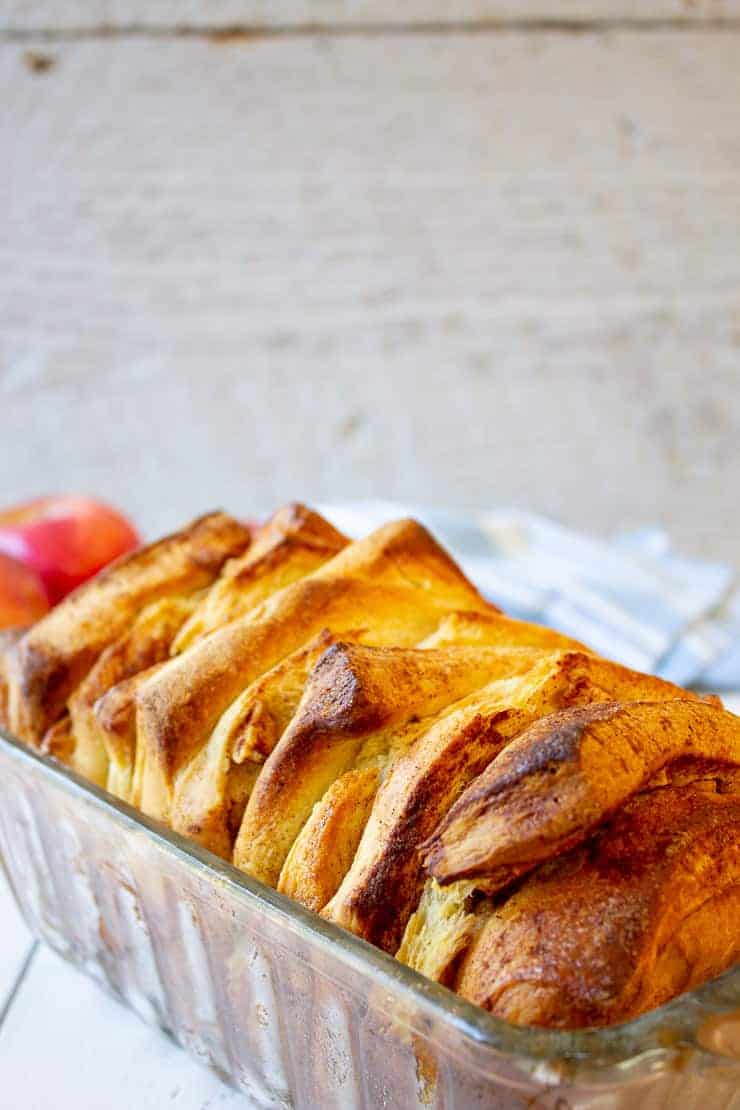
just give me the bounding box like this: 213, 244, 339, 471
4, 503, 739, 1031
67, 595, 198, 785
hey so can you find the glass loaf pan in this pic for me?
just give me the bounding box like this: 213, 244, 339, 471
0, 727, 739, 1110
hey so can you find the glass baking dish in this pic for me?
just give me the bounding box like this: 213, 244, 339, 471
0, 726, 738, 1109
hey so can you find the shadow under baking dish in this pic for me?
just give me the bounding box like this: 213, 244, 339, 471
0, 726, 738, 1110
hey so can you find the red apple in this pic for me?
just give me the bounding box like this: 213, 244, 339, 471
0, 552, 50, 628
0, 496, 140, 604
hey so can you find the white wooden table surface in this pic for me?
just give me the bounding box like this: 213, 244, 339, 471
0, 877, 249, 1109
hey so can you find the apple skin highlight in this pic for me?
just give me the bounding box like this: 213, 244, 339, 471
0, 496, 140, 604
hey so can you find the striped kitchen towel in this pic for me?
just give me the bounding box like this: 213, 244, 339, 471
320, 502, 739, 691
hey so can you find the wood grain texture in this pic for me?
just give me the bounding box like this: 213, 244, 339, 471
2, 30, 739, 559
4, 1, 740, 32
0, 879, 32, 1015
0, 944, 247, 1109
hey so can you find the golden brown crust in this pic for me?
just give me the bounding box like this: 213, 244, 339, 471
222, 629, 348, 767
455, 775, 740, 1027
419, 610, 587, 652
40, 714, 77, 762
136, 520, 493, 822
325, 652, 706, 952
324, 705, 518, 952
67, 596, 197, 786
423, 698, 740, 892
7, 512, 251, 744
309, 519, 500, 603
93, 505, 345, 805
172, 503, 347, 653
234, 641, 534, 887
170, 752, 262, 860
278, 766, 381, 912
168, 631, 358, 855
94, 663, 166, 801
403, 760, 740, 993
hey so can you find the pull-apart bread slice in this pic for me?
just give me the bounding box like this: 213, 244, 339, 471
453, 772, 740, 1027
135, 518, 495, 825
91, 504, 349, 807
95, 663, 167, 801
321, 654, 707, 952
422, 698, 740, 892
67, 596, 198, 786
7, 512, 251, 745
171, 503, 347, 653
170, 630, 363, 857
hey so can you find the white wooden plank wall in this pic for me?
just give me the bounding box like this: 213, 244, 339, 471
4, 2, 740, 31
1, 14, 739, 564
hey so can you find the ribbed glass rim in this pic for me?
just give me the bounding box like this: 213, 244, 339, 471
1, 725, 738, 1083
